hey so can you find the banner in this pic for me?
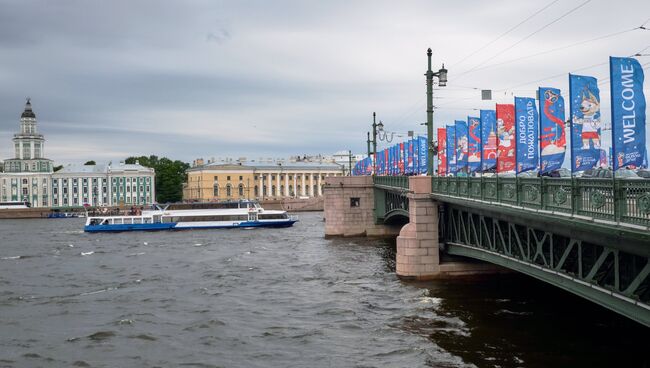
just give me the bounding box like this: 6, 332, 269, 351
610, 56, 646, 170
467, 116, 481, 173
446, 126, 457, 174
570, 74, 601, 172
418, 136, 428, 174
539, 87, 566, 173
398, 142, 405, 174
496, 104, 516, 173
455, 120, 468, 175
515, 97, 539, 173
413, 137, 420, 174
437, 128, 447, 175
480, 110, 497, 171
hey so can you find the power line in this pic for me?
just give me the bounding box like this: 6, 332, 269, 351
457, 27, 639, 77
452, 0, 561, 68
456, 0, 593, 81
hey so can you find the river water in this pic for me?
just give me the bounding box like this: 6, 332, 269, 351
0, 212, 647, 368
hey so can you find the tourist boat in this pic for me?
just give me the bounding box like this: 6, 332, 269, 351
83, 201, 298, 232
0, 201, 31, 209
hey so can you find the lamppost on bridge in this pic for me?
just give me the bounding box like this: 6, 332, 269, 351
366, 132, 371, 158
371, 112, 384, 175
424, 48, 448, 176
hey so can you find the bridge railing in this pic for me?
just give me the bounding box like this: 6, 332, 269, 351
431, 176, 650, 227
373, 176, 409, 189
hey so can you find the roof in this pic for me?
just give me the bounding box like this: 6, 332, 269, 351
21, 99, 36, 119
187, 161, 343, 172
56, 163, 154, 174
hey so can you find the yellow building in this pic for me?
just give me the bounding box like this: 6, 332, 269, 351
183, 160, 345, 202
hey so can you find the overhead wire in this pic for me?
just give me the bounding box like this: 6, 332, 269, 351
455, 0, 593, 81
452, 0, 561, 68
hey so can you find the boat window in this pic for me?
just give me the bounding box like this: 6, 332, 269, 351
258, 214, 288, 220
133, 218, 142, 224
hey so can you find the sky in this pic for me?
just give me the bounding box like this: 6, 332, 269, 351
0, 0, 648, 165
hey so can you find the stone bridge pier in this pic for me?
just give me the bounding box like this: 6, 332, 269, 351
396, 176, 503, 279
323, 176, 402, 237
324, 175, 504, 279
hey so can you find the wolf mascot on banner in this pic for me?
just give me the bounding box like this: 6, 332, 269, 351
573, 90, 601, 150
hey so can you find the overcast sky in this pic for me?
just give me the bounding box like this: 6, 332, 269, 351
0, 0, 648, 164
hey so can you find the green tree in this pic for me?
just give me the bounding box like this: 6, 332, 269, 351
84, 160, 96, 165
53, 165, 64, 172
125, 155, 189, 203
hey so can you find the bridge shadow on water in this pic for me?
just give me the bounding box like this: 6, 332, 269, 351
366, 238, 650, 368
407, 271, 650, 368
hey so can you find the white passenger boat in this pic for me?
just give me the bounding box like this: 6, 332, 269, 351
84, 201, 297, 233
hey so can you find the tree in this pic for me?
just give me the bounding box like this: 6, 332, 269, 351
125, 155, 189, 203
84, 160, 96, 165
53, 165, 64, 172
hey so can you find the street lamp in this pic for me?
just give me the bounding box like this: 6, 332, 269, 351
372, 112, 378, 175
424, 48, 447, 176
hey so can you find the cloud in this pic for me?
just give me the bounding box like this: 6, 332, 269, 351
0, 0, 648, 165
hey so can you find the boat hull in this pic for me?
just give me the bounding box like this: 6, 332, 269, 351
84, 219, 297, 233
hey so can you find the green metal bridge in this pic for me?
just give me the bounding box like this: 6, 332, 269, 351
373, 175, 650, 326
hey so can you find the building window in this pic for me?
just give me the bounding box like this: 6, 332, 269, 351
238, 184, 244, 196
289, 185, 293, 196
313, 185, 318, 195
73, 187, 78, 194
73, 198, 78, 205
254, 186, 259, 197
213, 185, 219, 196
280, 185, 284, 196
254, 176, 258, 180
226, 184, 232, 197
227, 176, 231, 181
22, 179, 27, 185
272, 185, 276, 196
214, 176, 218, 181
272, 175, 276, 180
289, 175, 293, 180
239, 176, 243, 181
83, 187, 88, 194
63, 187, 68, 195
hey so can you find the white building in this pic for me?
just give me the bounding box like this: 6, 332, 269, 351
0, 99, 155, 208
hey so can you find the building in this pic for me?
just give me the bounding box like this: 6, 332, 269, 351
183, 160, 344, 202
0, 99, 155, 208
50, 162, 155, 207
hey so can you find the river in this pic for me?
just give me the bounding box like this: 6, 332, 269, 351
0, 212, 647, 367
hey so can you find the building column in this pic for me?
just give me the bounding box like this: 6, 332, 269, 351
284, 173, 289, 197
309, 173, 315, 197
258, 173, 263, 199
276, 172, 281, 198
301, 173, 306, 196
317, 173, 322, 196
292, 174, 297, 197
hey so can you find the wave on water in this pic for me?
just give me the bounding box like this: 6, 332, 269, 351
80, 251, 94, 256
2, 256, 22, 260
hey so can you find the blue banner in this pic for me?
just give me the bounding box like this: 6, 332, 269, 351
539, 87, 566, 173
455, 120, 468, 175
467, 116, 481, 173
418, 136, 428, 174
515, 97, 539, 173
446, 126, 456, 175
610, 56, 646, 170
413, 138, 419, 174
569, 74, 601, 172
480, 110, 497, 171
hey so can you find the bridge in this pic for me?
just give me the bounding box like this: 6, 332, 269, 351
324, 175, 650, 326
